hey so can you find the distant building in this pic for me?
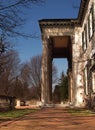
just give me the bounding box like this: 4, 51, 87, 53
39, 0, 95, 108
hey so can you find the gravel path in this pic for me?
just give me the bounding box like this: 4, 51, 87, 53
0, 108, 95, 130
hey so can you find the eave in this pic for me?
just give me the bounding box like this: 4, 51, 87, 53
39, 0, 90, 30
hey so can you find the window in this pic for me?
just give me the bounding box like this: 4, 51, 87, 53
84, 67, 88, 94
89, 11, 93, 37
82, 25, 87, 51
91, 4, 94, 33
84, 25, 87, 49
88, 4, 95, 39
88, 15, 90, 39
82, 31, 84, 50
92, 72, 95, 92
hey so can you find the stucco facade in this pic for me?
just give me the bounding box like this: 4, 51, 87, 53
39, 0, 95, 107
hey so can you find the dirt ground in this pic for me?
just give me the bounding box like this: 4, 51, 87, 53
0, 107, 95, 130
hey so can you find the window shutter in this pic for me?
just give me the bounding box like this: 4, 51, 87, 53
92, 4, 94, 33
82, 31, 84, 51
84, 25, 87, 49
88, 16, 90, 39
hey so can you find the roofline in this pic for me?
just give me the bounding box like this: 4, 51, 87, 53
77, 0, 90, 25
39, 0, 90, 29
39, 18, 79, 29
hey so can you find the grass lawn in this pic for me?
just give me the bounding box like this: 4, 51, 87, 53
0, 109, 37, 120
67, 108, 95, 116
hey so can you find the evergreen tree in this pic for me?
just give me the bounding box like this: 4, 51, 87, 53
53, 71, 68, 103
59, 72, 68, 102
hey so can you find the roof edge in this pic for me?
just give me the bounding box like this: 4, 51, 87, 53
39, 0, 90, 28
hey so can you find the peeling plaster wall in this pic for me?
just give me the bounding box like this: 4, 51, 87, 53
40, 0, 95, 107
72, 27, 84, 106
73, 0, 95, 107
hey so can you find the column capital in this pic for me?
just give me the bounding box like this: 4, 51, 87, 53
42, 35, 49, 40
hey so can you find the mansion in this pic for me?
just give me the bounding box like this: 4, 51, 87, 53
39, 0, 95, 107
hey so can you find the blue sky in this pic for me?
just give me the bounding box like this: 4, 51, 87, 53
14, 0, 81, 76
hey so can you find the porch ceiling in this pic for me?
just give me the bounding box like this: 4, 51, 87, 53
51, 36, 71, 58
53, 36, 70, 48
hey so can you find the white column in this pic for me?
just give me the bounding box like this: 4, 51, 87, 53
41, 36, 52, 105
68, 70, 73, 102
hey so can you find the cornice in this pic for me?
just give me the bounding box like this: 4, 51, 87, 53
39, 0, 90, 31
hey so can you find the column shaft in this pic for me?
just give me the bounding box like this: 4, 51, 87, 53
41, 37, 52, 104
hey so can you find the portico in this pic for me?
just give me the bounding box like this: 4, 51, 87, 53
39, 20, 75, 105
39, 0, 95, 107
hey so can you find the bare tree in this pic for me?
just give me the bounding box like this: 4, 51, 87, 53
0, 50, 20, 95
0, 36, 15, 79
20, 55, 42, 99
0, 38, 5, 54
21, 55, 58, 99
52, 62, 58, 84
0, 40, 31, 99
20, 63, 31, 84
10, 76, 30, 100
0, 0, 44, 37
28, 55, 42, 88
